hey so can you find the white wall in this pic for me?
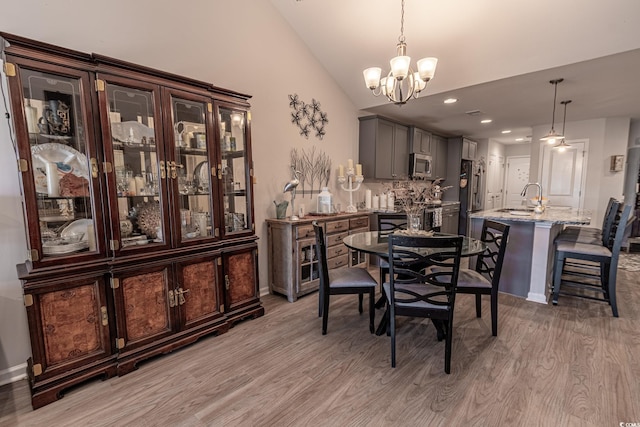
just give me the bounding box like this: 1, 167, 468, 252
530, 117, 629, 226
0, 1, 360, 378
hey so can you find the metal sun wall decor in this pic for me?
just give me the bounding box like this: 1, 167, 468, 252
290, 147, 332, 196
288, 94, 328, 140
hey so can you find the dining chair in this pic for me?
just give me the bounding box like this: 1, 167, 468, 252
376, 213, 408, 286
313, 221, 377, 335
454, 219, 510, 336
552, 203, 634, 317
384, 234, 463, 373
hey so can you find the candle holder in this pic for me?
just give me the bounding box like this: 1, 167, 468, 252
338, 167, 363, 213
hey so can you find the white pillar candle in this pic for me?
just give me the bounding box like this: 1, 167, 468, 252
387, 192, 395, 212
356, 163, 362, 176
380, 193, 387, 209
365, 189, 372, 209
338, 164, 344, 177
372, 195, 379, 210
45, 162, 59, 197
347, 158, 353, 169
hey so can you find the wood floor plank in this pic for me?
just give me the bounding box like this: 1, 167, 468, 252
1, 262, 639, 426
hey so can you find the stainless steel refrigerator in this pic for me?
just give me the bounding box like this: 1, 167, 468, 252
458, 159, 484, 235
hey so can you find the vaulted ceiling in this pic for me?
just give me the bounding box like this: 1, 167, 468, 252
272, 0, 640, 143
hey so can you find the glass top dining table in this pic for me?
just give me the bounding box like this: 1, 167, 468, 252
342, 231, 487, 258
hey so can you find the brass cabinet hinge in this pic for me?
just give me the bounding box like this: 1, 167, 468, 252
249, 168, 254, 177
217, 257, 222, 266
159, 160, 166, 179
100, 306, 108, 326
207, 103, 213, 113
32, 363, 42, 376
18, 158, 28, 172
116, 338, 125, 349
29, 249, 39, 262
109, 240, 119, 251
95, 79, 105, 92
24, 294, 33, 307
90, 158, 99, 178
211, 166, 216, 178
110, 277, 120, 289
102, 161, 112, 174
225, 275, 230, 290
3, 62, 16, 77
220, 304, 225, 313
217, 164, 222, 180
214, 228, 220, 238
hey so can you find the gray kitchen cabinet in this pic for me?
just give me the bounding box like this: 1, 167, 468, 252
440, 203, 460, 235
409, 126, 432, 155
432, 134, 448, 180
462, 138, 478, 160
359, 116, 409, 179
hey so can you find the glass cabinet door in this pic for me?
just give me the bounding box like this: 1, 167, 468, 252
8, 61, 106, 265
217, 106, 252, 236
97, 75, 169, 253
167, 91, 216, 244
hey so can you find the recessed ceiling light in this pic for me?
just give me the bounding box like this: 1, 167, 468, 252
480, 119, 492, 124
515, 137, 524, 142
501, 130, 512, 134
443, 98, 457, 104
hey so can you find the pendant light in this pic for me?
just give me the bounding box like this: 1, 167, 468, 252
554, 100, 572, 152
540, 78, 564, 144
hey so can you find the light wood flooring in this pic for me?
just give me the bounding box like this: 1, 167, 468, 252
1, 265, 640, 426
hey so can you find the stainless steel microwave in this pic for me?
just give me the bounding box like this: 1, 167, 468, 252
409, 153, 432, 178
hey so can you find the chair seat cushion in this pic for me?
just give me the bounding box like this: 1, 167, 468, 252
563, 225, 601, 234
555, 241, 612, 258
329, 267, 377, 289
379, 259, 389, 269
555, 231, 602, 245
383, 282, 450, 311
456, 268, 492, 289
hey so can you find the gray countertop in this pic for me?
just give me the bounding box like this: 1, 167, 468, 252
470, 207, 592, 225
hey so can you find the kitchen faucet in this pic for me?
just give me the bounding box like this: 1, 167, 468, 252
521, 182, 545, 213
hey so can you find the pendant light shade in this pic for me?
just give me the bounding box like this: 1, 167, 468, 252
554, 100, 572, 152
540, 78, 564, 144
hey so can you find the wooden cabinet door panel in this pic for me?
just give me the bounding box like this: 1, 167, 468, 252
177, 257, 223, 329
25, 276, 113, 379
224, 249, 258, 311
114, 266, 173, 351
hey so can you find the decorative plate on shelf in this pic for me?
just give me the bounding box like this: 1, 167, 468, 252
31, 143, 89, 195
61, 219, 93, 242
136, 201, 161, 239
42, 240, 89, 255
193, 161, 210, 191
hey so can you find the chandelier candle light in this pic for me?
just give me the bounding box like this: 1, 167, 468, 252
337, 159, 363, 213
362, 0, 438, 105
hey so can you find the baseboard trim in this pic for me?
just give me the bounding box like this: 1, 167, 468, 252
0, 363, 27, 386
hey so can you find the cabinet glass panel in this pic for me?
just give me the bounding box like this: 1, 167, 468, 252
19, 68, 99, 258
219, 108, 249, 234
171, 97, 213, 241
106, 84, 164, 247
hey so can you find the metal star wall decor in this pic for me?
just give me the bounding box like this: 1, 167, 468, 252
288, 94, 328, 140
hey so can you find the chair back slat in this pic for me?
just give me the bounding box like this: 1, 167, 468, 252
474, 220, 511, 287
312, 221, 330, 300
378, 213, 407, 236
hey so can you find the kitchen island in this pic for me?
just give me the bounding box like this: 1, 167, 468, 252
470, 207, 591, 303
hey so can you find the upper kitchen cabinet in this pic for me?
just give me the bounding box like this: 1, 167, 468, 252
432, 134, 448, 180
359, 116, 409, 179
4, 46, 108, 270
462, 138, 478, 160
409, 126, 432, 155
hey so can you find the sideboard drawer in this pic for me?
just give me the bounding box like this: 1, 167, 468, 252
325, 219, 349, 233
327, 244, 348, 259
327, 254, 349, 269
296, 225, 315, 239
326, 231, 348, 247
349, 216, 369, 229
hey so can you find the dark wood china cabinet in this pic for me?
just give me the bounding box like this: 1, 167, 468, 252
2, 32, 263, 409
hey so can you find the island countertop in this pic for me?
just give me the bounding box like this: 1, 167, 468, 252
470, 207, 591, 226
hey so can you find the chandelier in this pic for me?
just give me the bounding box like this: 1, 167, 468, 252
362, 0, 438, 105
540, 78, 564, 143
554, 100, 572, 152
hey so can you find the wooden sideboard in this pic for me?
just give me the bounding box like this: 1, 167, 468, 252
266, 213, 370, 302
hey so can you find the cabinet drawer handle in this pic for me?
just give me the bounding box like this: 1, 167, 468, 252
168, 290, 176, 307
159, 161, 166, 179
176, 287, 190, 305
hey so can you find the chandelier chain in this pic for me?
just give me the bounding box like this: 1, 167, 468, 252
398, 0, 406, 43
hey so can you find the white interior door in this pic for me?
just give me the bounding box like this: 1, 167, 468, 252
486, 154, 505, 209
504, 156, 530, 207
540, 140, 587, 208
